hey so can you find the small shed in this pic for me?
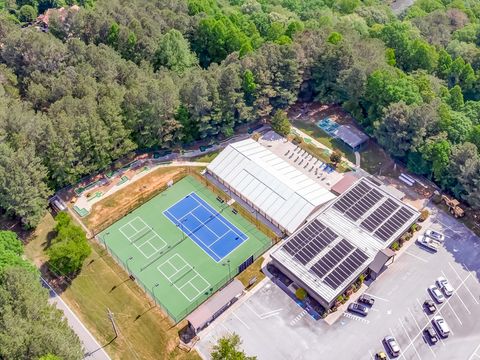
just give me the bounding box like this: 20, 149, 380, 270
368, 248, 396, 280
334, 125, 369, 151
186, 280, 244, 334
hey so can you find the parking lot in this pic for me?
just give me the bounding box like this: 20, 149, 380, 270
196, 207, 480, 360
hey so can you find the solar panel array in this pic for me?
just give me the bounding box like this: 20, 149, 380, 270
374, 206, 416, 242
310, 239, 354, 279
360, 198, 399, 232
324, 249, 369, 289
279, 177, 419, 292
283, 219, 338, 265
333, 181, 384, 221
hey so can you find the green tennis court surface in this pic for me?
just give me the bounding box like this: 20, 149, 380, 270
99, 176, 271, 322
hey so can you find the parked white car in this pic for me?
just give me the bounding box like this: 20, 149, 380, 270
436, 276, 454, 296
432, 315, 450, 337
417, 235, 439, 252
426, 229, 445, 242
428, 285, 445, 303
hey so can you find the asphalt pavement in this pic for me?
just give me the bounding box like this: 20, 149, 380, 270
195, 207, 480, 360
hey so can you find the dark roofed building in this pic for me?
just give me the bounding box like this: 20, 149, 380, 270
334, 124, 369, 151
271, 177, 419, 309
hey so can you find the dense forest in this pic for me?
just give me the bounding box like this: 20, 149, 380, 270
2, 0, 480, 227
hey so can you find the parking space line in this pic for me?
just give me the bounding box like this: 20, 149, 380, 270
415, 298, 445, 348
461, 263, 480, 305
445, 301, 463, 325
437, 310, 454, 336
342, 312, 370, 324
408, 308, 422, 332
232, 312, 251, 330
398, 319, 422, 360
368, 350, 375, 360
405, 251, 428, 263
389, 327, 408, 360
364, 293, 390, 302
407, 306, 437, 358
469, 344, 480, 360
401, 274, 472, 354
448, 263, 479, 305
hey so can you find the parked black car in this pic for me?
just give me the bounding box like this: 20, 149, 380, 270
424, 326, 438, 344
424, 299, 437, 314
358, 294, 375, 306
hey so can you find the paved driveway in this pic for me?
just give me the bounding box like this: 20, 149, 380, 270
196, 207, 480, 360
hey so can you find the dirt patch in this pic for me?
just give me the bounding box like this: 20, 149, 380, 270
84, 167, 188, 233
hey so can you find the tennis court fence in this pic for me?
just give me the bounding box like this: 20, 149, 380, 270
188, 170, 281, 243
101, 238, 271, 323
90, 170, 188, 235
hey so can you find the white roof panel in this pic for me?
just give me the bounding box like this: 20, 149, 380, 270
207, 139, 335, 234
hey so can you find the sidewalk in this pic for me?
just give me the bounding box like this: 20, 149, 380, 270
42, 278, 111, 360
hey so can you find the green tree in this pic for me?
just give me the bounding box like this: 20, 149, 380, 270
211, 334, 256, 360
0, 267, 83, 360
48, 213, 91, 276
0, 231, 36, 275
39, 355, 62, 360
448, 85, 464, 110
330, 149, 342, 165
0, 143, 51, 228
154, 29, 197, 74
18, 5, 38, 23
270, 110, 291, 136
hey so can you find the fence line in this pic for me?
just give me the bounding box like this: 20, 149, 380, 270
97, 169, 274, 323
91, 171, 188, 235
188, 170, 281, 243
102, 238, 270, 323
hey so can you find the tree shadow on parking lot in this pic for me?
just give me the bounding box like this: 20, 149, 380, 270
432, 209, 480, 283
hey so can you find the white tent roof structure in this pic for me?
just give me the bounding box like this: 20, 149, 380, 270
207, 139, 336, 234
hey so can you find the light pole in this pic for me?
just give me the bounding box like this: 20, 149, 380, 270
152, 283, 160, 306
222, 260, 231, 281
177, 219, 187, 241
126, 256, 133, 274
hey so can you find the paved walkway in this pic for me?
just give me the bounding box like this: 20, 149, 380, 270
42, 278, 111, 360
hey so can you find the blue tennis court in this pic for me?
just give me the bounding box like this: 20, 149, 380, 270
163, 192, 248, 262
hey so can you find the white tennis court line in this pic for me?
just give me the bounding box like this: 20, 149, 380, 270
119, 216, 167, 259
157, 254, 192, 282
163, 192, 248, 262
157, 253, 211, 302
189, 192, 248, 241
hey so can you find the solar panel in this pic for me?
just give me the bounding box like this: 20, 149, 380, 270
293, 227, 338, 265
310, 239, 354, 278
324, 248, 369, 289
333, 180, 384, 222
344, 189, 383, 221
333, 181, 372, 213
374, 206, 416, 242
283, 219, 325, 256
360, 198, 399, 232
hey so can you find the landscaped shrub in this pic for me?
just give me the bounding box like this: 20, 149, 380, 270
295, 287, 307, 301
391, 241, 400, 251
419, 209, 430, 222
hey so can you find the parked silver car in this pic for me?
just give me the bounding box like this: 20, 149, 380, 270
428, 285, 445, 303
436, 276, 454, 296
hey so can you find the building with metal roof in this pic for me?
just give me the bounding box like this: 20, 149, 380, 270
206, 138, 336, 235
271, 177, 419, 309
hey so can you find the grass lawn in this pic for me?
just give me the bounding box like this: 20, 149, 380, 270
236, 256, 265, 290
191, 150, 220, 163
359, 142, 394, 176
292, 120, 356, 163
25, 213, 201, 360
100, 175, 271, 322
